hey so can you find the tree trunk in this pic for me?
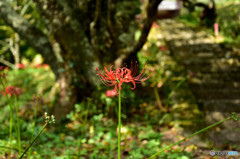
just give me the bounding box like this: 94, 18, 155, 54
0, 0, 161, 119
51, 70, 78, 120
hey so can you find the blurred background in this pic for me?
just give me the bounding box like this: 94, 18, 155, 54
0, 0, 239, 158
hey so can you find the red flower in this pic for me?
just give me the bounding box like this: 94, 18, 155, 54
42, 64, 49, 69
17, 63, 25, 69
34, 63, 42, 68
152, 22, 159, 28
34, 64, 49, 69
96, 66, 118, 93
159, 46, 167, 51
5, 86, 23, 98
116, 62, 151, 91
96, 62, 151, 94
106, 89, 117, 97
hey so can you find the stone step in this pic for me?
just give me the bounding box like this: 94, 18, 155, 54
191, 89, 240, 100
175, 52, 215, 59
189, 82, 240, 90
185, 66, 240, 73
198, 99, 240, 112
190, 73, 240, 83
168, 42, 223, 53
158, 19, 240, 146
174, 51, 238, 59
178, 58, 240, 68
190, 79, 240, 87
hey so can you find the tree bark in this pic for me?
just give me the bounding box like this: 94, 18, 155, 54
0, 0, 59, 77
114, 0, 162, 67
0, 0, 161, 119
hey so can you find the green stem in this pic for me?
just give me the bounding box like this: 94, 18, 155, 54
77, 99, 90, 158
15, 96, 21, 155
154, 86, 164, 111
149, 115, 235, 159
9, 109, 13, 152
19, 122, 48, 159
28, 100, 38, 158
0, 79, 14, 155
118, 89, 121, 159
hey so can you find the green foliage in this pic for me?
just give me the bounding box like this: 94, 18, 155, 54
178, 0, 240, 46
0, 0, 44, 64
176, 10, 201, 27
0, 20, 14, 61
216, 1, 240, 45
4, 68, 55, 102
0, 54, 203, 158
2, 2, 239, 156
0, 67, 55, 148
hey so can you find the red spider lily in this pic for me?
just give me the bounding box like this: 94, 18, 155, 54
106, 89, 117, 97
5, 86, 23, 98
96, 61, 151, 94
96, 66, 118, 93
159, 46, 167, 51
34, 64, 49, 69
116, 61, 151, 91
43, 64, 50, 69
34, 63, 42, 68
17, 63, 25, 69
152, 22, 159, 28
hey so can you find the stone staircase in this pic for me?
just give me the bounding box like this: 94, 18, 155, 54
158, 19, 240, 146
